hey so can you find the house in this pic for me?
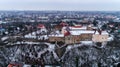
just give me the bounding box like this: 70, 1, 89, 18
7, 62, 23, 67
60, 22, 68, 26
54, 25, 63, 31
37, 24, 45, 29
54, 22, 68, 31
49, 26, 94, 44
87, 24, 97, 30
92, 31, 109, 42
61, 26, 71, 35
49, 25, 109, 44
37, 24, 47, 33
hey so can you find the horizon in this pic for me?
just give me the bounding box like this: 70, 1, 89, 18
0, 0, 120, 11
0, 10, 120, 12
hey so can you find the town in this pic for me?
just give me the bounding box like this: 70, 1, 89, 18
0, 11, 120, 67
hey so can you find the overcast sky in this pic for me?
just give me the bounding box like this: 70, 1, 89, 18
0, 0, 120, 11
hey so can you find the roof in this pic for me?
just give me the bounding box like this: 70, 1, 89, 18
45, 65, 60, 67
70, 30, 94, 35
95, 31, 109, 35
70, 26, 87, 30
60, 22, 68, 26
71, 24, 83, 28
64, 31, 71, 36
8, 62, 23, 67
37, 24, 45, 28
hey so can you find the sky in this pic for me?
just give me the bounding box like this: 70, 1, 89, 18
0, 0, 120, 11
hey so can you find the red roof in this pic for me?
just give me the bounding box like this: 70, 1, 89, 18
8, 64, 21, 67
64, 31, 71, 36
60, 22, 68, 26
37, 24, 45, 28
71, 25, 83, 28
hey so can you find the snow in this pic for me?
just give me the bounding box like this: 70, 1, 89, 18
31, 32, 36, 35
95, 31, 109, 35
44, 43, 59, 60
62, 27, 67, 30
70, 31, 79, 35
44, 35, 49, 39
23, 64, 31, 67
70, 26, 87, 30
16, 42, 21, 44
107, 37, 114, 41
24, 33, 48, 40
80, 41, 93, 45
45, 65, 60, 67
62, 43, 94, 60
66, 45, 73, 50
5, 31, 9, 34
41, 28, 47, 32
24, 42, 40, 44
24, 33, 36, 38
65, 43, 94, 54
15, 41, 40, 45
24, 29, 48, 40
36, 30, 41, 34
37, 49, 48, 58
55, 30, 60, 34
1, 36, 8, 41
48, 44, 55, 51
52, 51, 59, 60
49, 34, 64, 37
70, 30, 94, 35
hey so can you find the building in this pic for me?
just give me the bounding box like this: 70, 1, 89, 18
7, 62, 23, 67
49, 34, 64, 43
65, 35, 80, 44
80, 33, 93, 41
92, 31, 109, 42
49, 25, 109, 44
69, 30, 94, 42
37, 24, 46, 29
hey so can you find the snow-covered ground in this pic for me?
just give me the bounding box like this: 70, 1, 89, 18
15, 41, 40, 45
23, 64, 31, 67
45, 65, 60, 67
80, 41, 93, 45
24, 29, 48, 40
107, 36, 114, 41
1, 36, 8, 41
